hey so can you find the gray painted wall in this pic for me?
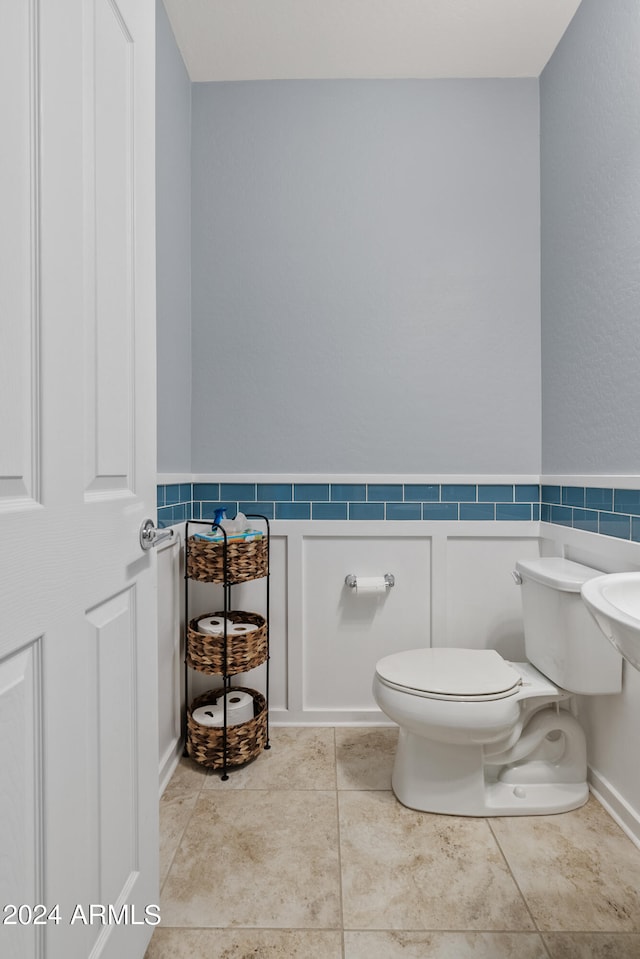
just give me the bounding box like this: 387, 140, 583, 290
191, 80, 541, 474
156, 0, 192, 472
540, 0, 640, 473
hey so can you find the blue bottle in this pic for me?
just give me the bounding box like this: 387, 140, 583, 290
213, 507, 226, 530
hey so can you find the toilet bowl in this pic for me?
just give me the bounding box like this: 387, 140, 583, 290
373, 558, 622, 817
374, 650, 584, 815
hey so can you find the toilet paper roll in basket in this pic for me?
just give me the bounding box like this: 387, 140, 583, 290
192, 703, 224, 727
228, 622, 259, 636
192, 689, 254, 727
221, 689, 254, 725
197, 615, 231, 635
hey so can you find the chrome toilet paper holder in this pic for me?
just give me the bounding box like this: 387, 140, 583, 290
344, 573, 395, 589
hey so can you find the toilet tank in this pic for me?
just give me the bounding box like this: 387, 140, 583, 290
515, 558, 622, 695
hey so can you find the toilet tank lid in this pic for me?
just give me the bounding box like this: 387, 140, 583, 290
515, 557, 603, 592
375, 648, 521, 698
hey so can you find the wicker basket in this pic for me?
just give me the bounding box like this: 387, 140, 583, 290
186, 534, 268, 584
187, 610, 267, 675
186, 687, 267, 769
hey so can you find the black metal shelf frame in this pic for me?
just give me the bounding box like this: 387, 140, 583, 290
183, 514, 271, 780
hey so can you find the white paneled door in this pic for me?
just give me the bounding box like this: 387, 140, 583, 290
0, 2, 158, 958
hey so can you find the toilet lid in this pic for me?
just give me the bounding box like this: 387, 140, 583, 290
375, 648, 522, 698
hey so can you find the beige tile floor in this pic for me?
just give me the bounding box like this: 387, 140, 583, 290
145, 727, 640, 959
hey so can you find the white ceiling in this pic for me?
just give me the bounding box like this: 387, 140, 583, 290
162, 0, 583, 83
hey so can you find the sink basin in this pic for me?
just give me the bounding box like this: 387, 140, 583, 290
581, 572, 640, 671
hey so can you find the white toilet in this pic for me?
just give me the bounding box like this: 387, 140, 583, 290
373, 557, 622, 816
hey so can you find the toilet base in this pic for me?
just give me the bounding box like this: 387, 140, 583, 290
392, 728, 589, 817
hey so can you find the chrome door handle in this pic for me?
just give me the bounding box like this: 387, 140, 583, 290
139, 518, 175, 551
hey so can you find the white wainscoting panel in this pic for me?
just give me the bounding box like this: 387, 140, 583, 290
445, 537, 541, 659
302, 534, 432, 715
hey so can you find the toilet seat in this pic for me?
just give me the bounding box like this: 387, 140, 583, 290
375, 648, 522, 702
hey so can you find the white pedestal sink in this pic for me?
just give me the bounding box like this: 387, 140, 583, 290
581, 572, 640, 671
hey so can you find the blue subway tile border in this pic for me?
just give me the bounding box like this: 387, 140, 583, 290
157, 505, 175, 528
294, 484, 329, 502
614, 489, 640, 516
441, 484, 476, 502
460, 503, 495, 521
221, 483, 257, 501
312, 502, 348, 520
258, 483, 293, 502
367, 484, 403, 502
541, 485, 561, 505
199, 502, 238, 520
423, 502, 459, 521
157, 479, 640, 544
539, 484, 640, 541
586, 487, 613, 511
331, 483, 366, 501
172, 503, 187, 523
515, 484, 540, 502
550, 505, 575, 527
349, 502, 384, 521
158, 482, 194, 526
386, 502, 421, 521
404, 484, 440, 502
240, 501, 275, 520
163, 483, 540, 528
478, 485, 514, 503
164, 484, 182, 506
276, 502, 311, 520
194, 483, 220, 502
599, 511, 631, 540
496, 503, 532, 522
562, 486, 585, 508
572, 509, 599, 534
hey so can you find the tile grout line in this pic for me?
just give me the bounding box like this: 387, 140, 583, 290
486, 819, 553, 958
159, 766, 210, 901
333, 727, 347, 959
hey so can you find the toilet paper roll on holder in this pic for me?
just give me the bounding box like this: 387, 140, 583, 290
344, 573, 395, 589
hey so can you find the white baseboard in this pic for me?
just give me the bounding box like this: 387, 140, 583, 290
268, 707, 394, 726
159, 737, 183, 797
589, 766, 640, 849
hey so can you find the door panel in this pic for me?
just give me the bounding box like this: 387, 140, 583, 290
87, 588, 138, 902
0, 1, 158, 957
0, 642, 43, 959
87, 0, 136, 494
0, 0, 39, 503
